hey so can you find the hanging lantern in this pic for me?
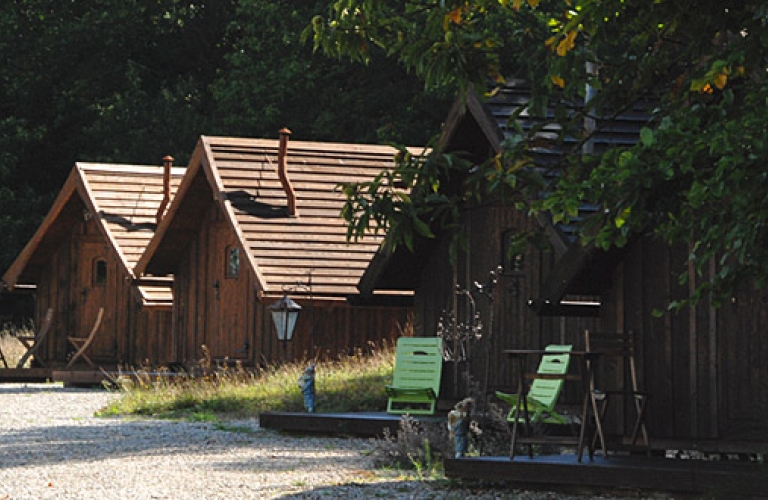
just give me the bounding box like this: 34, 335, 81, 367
269, 294, 302, 341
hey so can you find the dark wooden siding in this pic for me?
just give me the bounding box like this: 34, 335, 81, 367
415, 200, 768, 447
414, 202, 598, 401
599, 234, 768, 444
720, 282, 768, 440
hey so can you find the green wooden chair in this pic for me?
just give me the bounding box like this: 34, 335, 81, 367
496, 344, 573, 424
386, 337, 444, 415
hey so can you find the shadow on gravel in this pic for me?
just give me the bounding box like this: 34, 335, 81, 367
271, 479, 614, 500
0, 417, 375, 471
274, 480, 449, 499
3, 421, 198, 467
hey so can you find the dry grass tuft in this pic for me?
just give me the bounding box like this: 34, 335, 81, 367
98, 341, 396, 419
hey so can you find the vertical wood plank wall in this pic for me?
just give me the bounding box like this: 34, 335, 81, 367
413, 199, 768, 444
414, 202, 599, 400
172, 202, 409, 367
601, 234, 768, 442
29, 216, 173, 368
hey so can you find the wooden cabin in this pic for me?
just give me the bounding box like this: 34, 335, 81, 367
1, 160, 185, 370
135, 132, 414, 366
360, 81, 768, 453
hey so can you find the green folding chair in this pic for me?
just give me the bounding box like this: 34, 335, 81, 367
496, 344, 573, 424
386, 337, 444, 415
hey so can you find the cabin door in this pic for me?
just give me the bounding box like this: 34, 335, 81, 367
75, 240, 114, 360
205, 223, 248, 361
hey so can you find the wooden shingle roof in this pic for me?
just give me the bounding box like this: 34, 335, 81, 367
137, 135, 422, 301
79, 163, 185, 271
2, 163, 184, 306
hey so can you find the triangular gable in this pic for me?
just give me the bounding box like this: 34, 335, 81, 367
359, 85, 525, 295
359, 81, 649, 312
461, 82, 649, 313
2, 162, 184, 307
137, 135, 422, 302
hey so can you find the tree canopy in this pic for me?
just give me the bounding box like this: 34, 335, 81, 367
0, 0, 449, 272
310, 0, 768, 307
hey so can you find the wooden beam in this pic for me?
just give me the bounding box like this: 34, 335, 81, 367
445, 455, 768, 496
527, 298, 600, 317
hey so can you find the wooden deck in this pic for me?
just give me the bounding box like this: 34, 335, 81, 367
445, 454, 768, 497
259, 411, 443, 438
260, 411, 768, 497
0, 368, 118, 386
0, 367, 53, 383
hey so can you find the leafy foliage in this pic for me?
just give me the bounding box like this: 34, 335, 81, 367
341, 143, 470, 254
310, 0, 768, 307
308, 0, 551, 91
0, 0, 235, 271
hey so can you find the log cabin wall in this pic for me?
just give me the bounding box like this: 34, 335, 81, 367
249, 298, 409, 365
128, 304, 174, 366
73, 235, 119, 364
719, 279, 768, 443
35, 234, 71, 365
282, 300, 409, 361
600, 234, 768, 446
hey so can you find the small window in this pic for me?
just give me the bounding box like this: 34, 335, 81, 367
93, 259, 107, 286
226, 246, 240, 278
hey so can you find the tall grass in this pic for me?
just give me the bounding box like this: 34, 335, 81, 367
98, 342, 395, 419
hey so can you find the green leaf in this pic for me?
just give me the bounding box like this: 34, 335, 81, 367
640, 127, 654, 147
411, 214, 434, 238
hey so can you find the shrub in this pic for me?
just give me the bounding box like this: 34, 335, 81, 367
371, 414, 452, 478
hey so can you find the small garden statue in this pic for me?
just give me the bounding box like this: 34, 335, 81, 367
447, 397, 473, 458
298, 364, 316, 413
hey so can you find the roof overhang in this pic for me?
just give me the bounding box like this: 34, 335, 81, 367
527, 236, 635, 316
347, 291, 414, 307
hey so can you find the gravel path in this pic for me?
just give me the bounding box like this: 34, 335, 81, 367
0, 383, 656, 499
